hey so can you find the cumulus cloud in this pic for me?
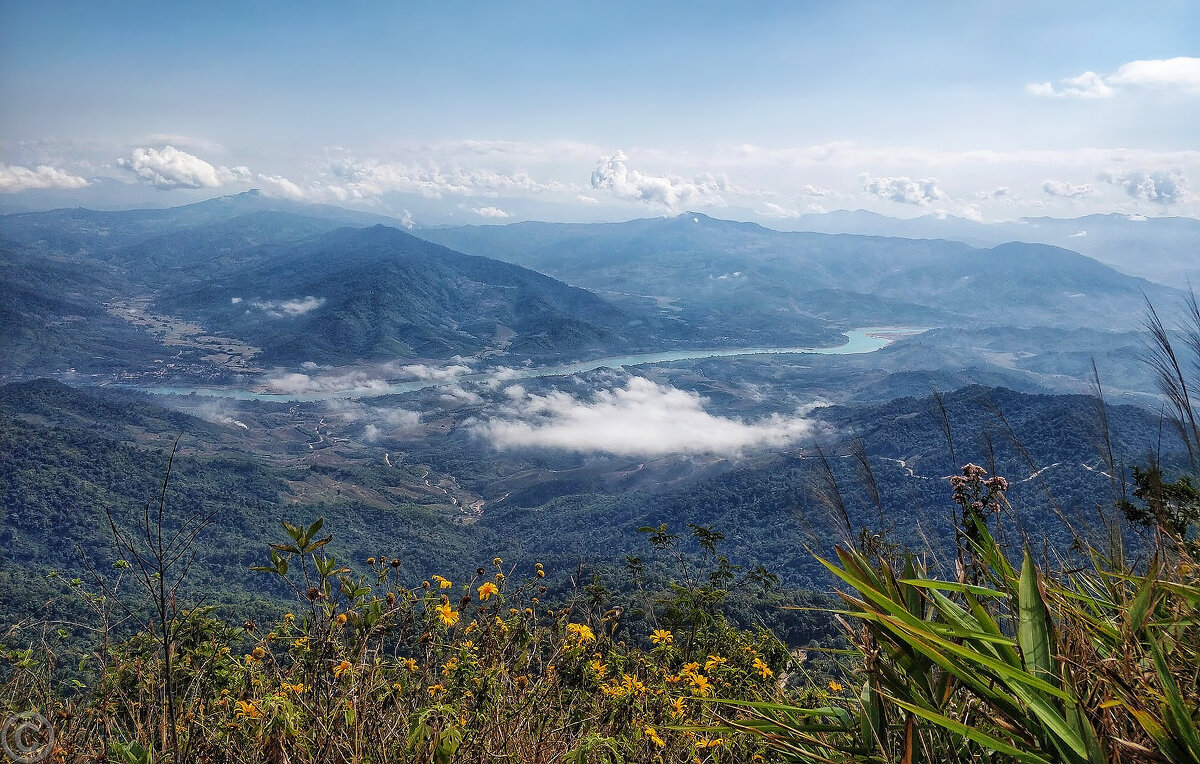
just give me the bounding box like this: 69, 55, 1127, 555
590, 151, 728, 210
1028, 57, 1200, 98
0, 164, 89, 193
118, 146, 249, 189
1027, 71, 1113, 98
471, 206, 509, 218
249, 296, 326, 317
960, 204, 984, 222
1103, 169, 1189, 205
1108, 57, 1200, 91
328, 158, 562, 199
255, 173, 307, 200
859, 173, 942, 205
1042, 179, 1094, 198
471, 377, 822, 457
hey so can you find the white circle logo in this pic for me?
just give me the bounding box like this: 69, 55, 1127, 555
1, 712, 54, 763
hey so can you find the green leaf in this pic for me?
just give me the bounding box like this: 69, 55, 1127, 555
887, 695, 1053, 764
1018, 548, 1056, 686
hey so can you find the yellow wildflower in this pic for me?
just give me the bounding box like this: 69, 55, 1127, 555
621, 674, 646, 694
435, 602, 460, 627
704, 654, 727, 672
689, 673, 712, 696
234, 700, 262, 721
589, 658, 608, 675
644, 726, 666, 748
753, 657, 773, 679
493, 557, 503, 566
650, 629, 673, 646
695, 736, 724, 749
283, 613, 295, 624
828, 680, 844, 692
432, 575, 453, 589
403, 657, 418, 673
670, 697, 687, 718
332, 660, 352, 678
427, 683, 444, 695
565, 622, 596, 644
478, 581, 499, 601
681, 662, 700, 677
494, 615, 509, 634
335, 613, 348, 625
251, 646, 267, 660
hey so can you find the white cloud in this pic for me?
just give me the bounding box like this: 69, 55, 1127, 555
328, 158, 562, 199
1027, 71, 1113, 98
1103, 169, 1189, 205
860, 173, 942, 205
255, 172, 307, 200
0, 163, 89, 192
1108, 57, 1200, 91
397, 363, 474, 382
1042, 179, 1094, 198
193, 402, 250, 430
1028, 57, 1200, 98
590, 151, 728, 210
249, 296, 326, 317
1070, 230, 1087, 238
262, 370, 391, 396
471, 205, 509, 218
757, 201, 803, 219
471, 377, 822, 456
118, 146, 248, 189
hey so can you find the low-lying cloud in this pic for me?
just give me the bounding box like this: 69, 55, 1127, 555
249, 296, 326, 317
1042, 179, 1094, 198
590, 151, 728, 210
0, 163, 90, 192
1103, 169, 1188, 205
860, 173, 942, 205
472, 377, 823, 456
262, 370, 391, 396
471, 206, 509, 218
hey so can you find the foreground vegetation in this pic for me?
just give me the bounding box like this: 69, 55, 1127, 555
2, 455, 1197, 763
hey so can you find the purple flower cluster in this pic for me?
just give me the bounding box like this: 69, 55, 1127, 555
951, 463, 1010, 519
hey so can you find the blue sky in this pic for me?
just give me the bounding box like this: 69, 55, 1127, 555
1, 1, 1196, 223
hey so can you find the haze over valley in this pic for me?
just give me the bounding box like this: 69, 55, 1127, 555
2, 5, 1199, 760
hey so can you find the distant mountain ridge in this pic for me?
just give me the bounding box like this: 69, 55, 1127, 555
421, 212, 1180, 331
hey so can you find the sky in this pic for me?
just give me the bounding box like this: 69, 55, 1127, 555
1, 1, 1197, 224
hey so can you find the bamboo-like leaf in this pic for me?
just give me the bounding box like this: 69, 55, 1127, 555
886, 695, 1053, 764
899, 579, 1006, 598
1019, 548, 1056, 686
1149, 639, 1200, 759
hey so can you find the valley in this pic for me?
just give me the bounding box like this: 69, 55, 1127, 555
2, 193, 1194, 619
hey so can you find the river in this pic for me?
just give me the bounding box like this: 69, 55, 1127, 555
125, 326, 926, 403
